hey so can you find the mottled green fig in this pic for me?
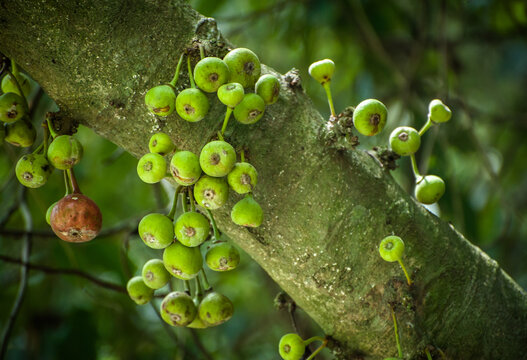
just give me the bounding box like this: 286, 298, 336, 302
137, 153, 167, 184
142, 258, 170, 289
428, 99, 452, 123
149, 132, 175, 155
175, 88, 210, 122
1, 72, 31, 97
163, 242, 203, 280
415, 175, 445, 204
255, 74, 280, 105
231, 195, 263, 227
389, 126, 420, 156
352, 99, 388, 136
379, 236, 405, 262
227, 162, 257, 194
193, 176, 229, 210
138, 213, 174, 249
308, 59, 335, 85
170, 150, 202, 186
4, 118, 36, 147
47, 135, 83, 170
199, 140, 236, 177
233, 93, 265, 124
217, 82, 244, 108
205, 242, 240, 272
145, 85, 176, 116
127, 276, 154, 305
278, 333, 306, 360
187, 297, 209, 329
174, 211, 210, 247
0, 92, 26, 123
223, 48, 261, 88
198, 291, 234, 326
160, 291, 197, 326
15, 153, 53, 188
194, 57, 230, 93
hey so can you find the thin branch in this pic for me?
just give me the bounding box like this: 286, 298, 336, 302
1, 190, 32, 359
0, 254, 127, 294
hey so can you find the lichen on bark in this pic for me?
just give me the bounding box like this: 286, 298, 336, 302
1, 1, 526, 359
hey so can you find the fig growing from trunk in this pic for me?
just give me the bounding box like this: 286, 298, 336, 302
50, 193, 102, 242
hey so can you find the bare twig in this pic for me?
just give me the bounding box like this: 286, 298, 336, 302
1, 190, 32, 359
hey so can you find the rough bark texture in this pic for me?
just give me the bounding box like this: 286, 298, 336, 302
1, 1, 526, 359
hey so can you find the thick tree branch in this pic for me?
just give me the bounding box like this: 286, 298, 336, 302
1, 1, 526, 359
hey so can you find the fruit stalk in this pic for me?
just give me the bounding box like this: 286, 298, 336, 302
220, 107, 233, 135
323, 82, 336, 118
398, 259, 412, 286
419, 117, 433, 136
169, 53, 185, 87
305, 338, 328, 360
391, 307, 403, 358
206, 209, 220, 239
410, 154, 421, 179
187, 56, 196, 89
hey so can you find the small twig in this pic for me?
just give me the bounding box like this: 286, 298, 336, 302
288, 301, 299, 334
0, 254, 127, 294
1, 190, 32, 359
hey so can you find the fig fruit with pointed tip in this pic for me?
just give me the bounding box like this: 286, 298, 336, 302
194, 57, 230, 93
160, 291, 197, 326
223, 48, 261, 88
231, 195, 263, 227
198, 291, 234, 326
138, 213, 174, 249
199, 140, 236, 177
0, 92, 26, 123
142, 259, 171, 289
194, 175, 229, 210
163, 242, 203, 280
50, 194, 102, 242
15, 154, 53, 188
4, 118, 36, 147
174, 211, 211, 247
137, 153, 167, 184
47, 135, 83, 170
415, 175, 445, 204
429, 99, 452, 123
206, 242, 240, 272
352, 99, 387, 136
145, 85, 176, 117
233, 93, 265, 124
127, 276, 154, 305
279, 333, 306, 360
1, 72, 31, 97
227, 162, 257, 194
149, 132, 175, 155
175, 88, 210, 122
170, 150, 202, 186
308, 59, 335, 85
255, 74, 280, 105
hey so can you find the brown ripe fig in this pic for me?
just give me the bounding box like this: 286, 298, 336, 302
50, 194, 102, 243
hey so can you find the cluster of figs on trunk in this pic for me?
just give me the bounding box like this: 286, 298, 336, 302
127, 46, 281, 329
1, 60, 102, 243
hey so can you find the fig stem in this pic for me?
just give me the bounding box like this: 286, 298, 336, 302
240, 149, 245, 163
167, 185, 183, 221
322, 82, 337, 118
391, 306, 403, 359
425, 348, 433, 360
195, 276, 204, 300
63, 170, 72, 195
5, 69, 29, 110
305, 338, 328, 360
199, 269, 212, 292
206, 209, 220, 239
199, 43, 205, 60
410, 154, 421, 178
398, 259, 412, 286
31, 142, 44, 155
182, 189, 189, 213
187, 56, 196, 89
11, 59, 19, 77
216, 130, 224, 142
46, 116, 58, 139
220, 107, 233, 135
419, 116, 433, 136
184, 280, 192, 296
42, 122, 50, 154
303, 336, 325, 346
169, 53, 185, 88
188, 186, 196, 212
67, 168, 81, 194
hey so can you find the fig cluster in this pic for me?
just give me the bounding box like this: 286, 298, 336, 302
1, 59, 101, 243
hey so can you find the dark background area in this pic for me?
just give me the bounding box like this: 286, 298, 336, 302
1, 0, 526, 359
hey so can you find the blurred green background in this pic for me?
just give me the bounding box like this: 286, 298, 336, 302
1, 0, 526, 359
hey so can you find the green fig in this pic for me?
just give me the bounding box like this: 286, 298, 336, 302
145, 85, 176, 116
47, 135, 83, 170
138, 213, 174, 249
193, 175, 229, 210
389, 126, 420, 156
198, 291, 234, 326
194, 57, 230, 93
223, 48, 261, 88
174, 211, 211, 247
217, 82, 244, 108
255, 74, 280, 105
308, 59, 335, 85
170, 150, 202, 186
15, 153, 53, 188
142, 259, 171, 289
1, 72, 31, 97
231, 195, 263, 227
175, 88, 210, 122
163, 242, 203, 280
429, 99, 452, 123
199, 140, 236, 177
233, 93, 265, 124
205, 242, 240, 272
353, 99, 388, 136
126, 276, 154, 305
149, 132, 175, 155
278, 333, 306, 360
0, 92, 26, 123
415, 175, 445, 204
160, 291, 197, 326
227, 162, 257, 194
136, 153, 167, 184
4, 118, 36, 147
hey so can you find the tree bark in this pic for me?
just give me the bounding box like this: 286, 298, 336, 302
1, 1, 526, 359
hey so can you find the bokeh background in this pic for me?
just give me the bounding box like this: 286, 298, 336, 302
1, 0, 526, 359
